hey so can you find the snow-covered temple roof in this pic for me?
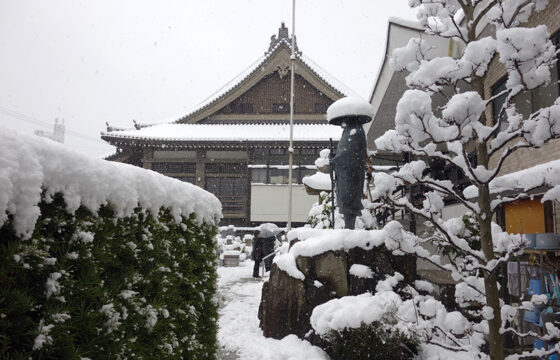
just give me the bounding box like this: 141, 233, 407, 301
102, 23, 353, 149
102, 123, 342, 142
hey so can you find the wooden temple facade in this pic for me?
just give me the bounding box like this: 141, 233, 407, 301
102, 23, 355, 226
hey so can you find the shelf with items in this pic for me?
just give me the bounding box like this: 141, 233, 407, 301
506, 246, 560, 353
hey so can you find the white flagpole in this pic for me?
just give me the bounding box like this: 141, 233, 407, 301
287, 0, 296, 232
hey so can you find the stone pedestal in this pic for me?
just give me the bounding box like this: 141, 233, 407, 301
258, 242, 416, 340
222, 253, 240, 267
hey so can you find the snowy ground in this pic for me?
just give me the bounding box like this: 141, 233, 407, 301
216, 260, 328, 360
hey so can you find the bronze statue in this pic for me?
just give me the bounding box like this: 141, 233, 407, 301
327, 97, 374, 229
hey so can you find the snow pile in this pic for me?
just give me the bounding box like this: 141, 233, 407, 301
0, 129, 221, 237
463, 158, 560, 200
390, 37, 431, 72
217, 261, 328, 359
302, 172, 331, 191
287, 228, 386, 258
274, 253, 306, 280
497, 25, 557, 91
326, 96, 375, 122
310, 274, 484, 357
304, 149, 332, 191
311, 291, 403, 335
276, 223, 403, 277
349, 264, 374, 279
315, 149, 330, 168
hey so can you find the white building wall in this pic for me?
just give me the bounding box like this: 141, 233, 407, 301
366, 22, 450, 135
250, 184, 318, 223
442, 203, 469, 221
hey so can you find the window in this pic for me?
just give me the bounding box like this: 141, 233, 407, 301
167, 163, 183, 173
270, 148, 285, 155
253, 148, 269, 157
152, 162, 196, 174
300, 148, 316, 155
491, 78, 508, 131
205, 177, 247, 196
176, 176, 196, 184
269, 168, 297, 184
152, 162, 167, 173
223, 103, 254, 114
272, 103, 290, 114
205, 177, 247, 215
182, 163, 197, 173
251, 168, 267, 183
532, 30, 560, 110
314, 103, 329, 113
249, 164, 316, 184
205, 163, 247, 174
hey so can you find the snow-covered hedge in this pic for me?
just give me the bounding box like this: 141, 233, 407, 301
0, 131, 222, 359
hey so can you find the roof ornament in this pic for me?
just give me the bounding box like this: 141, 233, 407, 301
267, 22, 300, 55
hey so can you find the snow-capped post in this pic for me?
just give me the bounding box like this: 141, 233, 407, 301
372, 1, 560, 359
329, 138, 336, 228
327, 97, 374, 229
287, 0, 296, 232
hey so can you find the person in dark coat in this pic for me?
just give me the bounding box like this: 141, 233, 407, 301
328, 97, 374, 229
252, 225, 279, 277
252, 229, 264, 278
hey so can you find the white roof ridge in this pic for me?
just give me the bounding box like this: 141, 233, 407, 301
101, 122, 341, 143
388, 16, 423, 30
368, 18, 426, 102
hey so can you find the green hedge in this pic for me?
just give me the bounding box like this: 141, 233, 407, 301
0, 193, 218, 359
321, 323, 418, 360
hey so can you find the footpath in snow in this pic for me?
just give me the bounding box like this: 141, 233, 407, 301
216, 260, 328, 360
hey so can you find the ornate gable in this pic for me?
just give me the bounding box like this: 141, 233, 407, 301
210, 73, 334, 122
175, 23, 354, 125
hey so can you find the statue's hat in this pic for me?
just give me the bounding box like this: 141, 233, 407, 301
327, 96, 374, 126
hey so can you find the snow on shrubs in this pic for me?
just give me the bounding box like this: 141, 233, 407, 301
0, 131, 221, 359
284, 226, 478, 358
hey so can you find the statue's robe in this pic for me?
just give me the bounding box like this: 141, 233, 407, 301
332, 122, 366, 217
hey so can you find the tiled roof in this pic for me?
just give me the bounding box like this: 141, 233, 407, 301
102, 123, 342, 142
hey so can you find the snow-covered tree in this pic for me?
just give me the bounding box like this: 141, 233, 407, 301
372, 1, 560, 359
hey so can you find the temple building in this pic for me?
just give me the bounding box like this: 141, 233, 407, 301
102, 23, 356, 227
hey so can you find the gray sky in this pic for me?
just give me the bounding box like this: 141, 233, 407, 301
0, 0, 417, 157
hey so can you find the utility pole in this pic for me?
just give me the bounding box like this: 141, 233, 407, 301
287, 0, 296, 232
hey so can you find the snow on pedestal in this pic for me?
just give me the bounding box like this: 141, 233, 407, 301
302, 172, 331, 192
